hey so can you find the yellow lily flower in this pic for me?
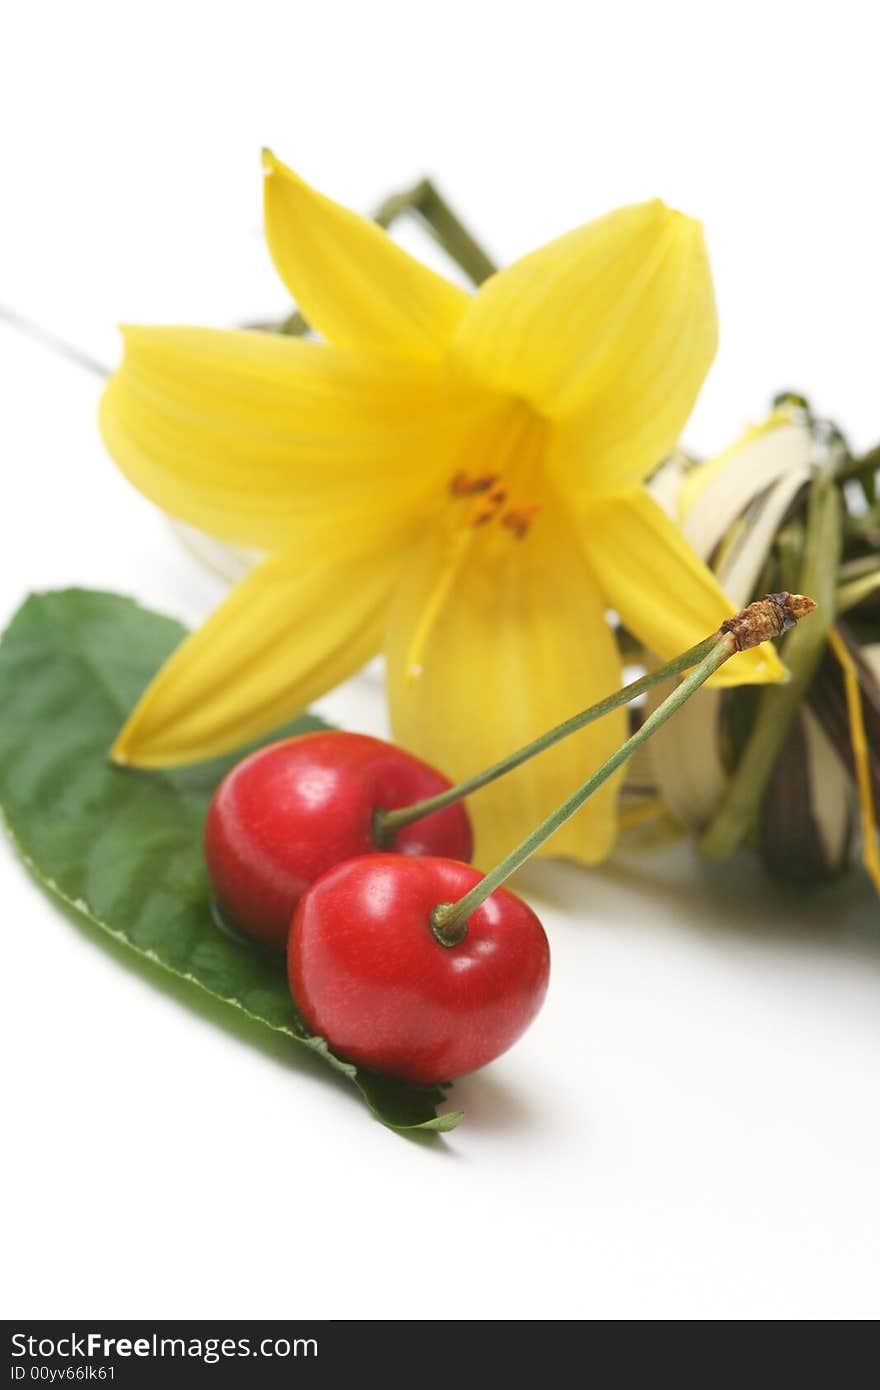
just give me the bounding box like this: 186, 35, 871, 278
100, 151, 783, 867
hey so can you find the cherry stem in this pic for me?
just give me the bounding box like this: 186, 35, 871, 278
429, 634, 736, 945
375, 633, 721, 846
429, 591, 817, 947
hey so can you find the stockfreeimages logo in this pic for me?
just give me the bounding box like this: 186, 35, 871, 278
10, 1331, 318, 1368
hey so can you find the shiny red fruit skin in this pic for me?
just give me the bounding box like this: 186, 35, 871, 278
205, 732, 473, 948
288, 854, 550, 1084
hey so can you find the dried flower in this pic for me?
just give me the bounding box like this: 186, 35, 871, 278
643, 400, 880, 893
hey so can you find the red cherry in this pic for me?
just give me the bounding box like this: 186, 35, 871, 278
205, 732, 473, 948
288, 854, 550, 1083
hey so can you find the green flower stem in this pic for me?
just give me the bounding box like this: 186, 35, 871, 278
844, 502, 880, 549
375, 633, 721, 844
281, 178, 496, 336
699, 478, 841, 861
839, 552, 880, 583
430, 635, 737, 946
838, 442, 880, 482
405, 179, 497, 286
278, 309, 311, 337
837, 569, 880, 615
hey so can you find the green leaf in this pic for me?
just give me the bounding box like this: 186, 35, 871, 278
0, 589, 461, 1134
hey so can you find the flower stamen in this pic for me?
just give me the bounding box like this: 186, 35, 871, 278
471, 487, 508, 527
502, 503, 542, 539
404, 528, 475, 686
448, 471, 500, 497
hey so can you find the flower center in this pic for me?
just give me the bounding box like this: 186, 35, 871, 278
446, 469, 541, 539
403, 404, 548, 685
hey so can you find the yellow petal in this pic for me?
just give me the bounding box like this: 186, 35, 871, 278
453, 199, 717, 496
263, 151, 469, 359
112, 537, 405, 768
581, 489, 786, 686
385, 495, 626, 868
100, 325, 474, 551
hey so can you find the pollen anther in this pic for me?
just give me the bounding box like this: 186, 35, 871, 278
471, 488, 508, 527
502, 503, 541, 539
448, 471, 500, 498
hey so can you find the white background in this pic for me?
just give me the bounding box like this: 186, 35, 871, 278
2, 0, 879, 1321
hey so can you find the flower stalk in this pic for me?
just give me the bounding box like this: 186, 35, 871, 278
838, 441, 880, 484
